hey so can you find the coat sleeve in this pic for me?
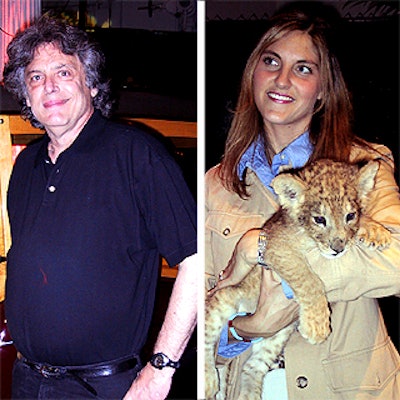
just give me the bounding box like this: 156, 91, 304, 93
204, 167, 216, 290
204, 166, 274, 291
309, 147, 400, 302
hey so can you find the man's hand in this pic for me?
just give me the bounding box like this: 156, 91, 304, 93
123, 363, 174, 400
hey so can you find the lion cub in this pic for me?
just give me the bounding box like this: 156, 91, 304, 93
205, 159, 391, 400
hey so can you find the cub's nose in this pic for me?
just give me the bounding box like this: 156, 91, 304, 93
330, 238, 345, 255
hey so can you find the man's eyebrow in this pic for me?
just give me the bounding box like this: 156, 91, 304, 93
26, 63, 76, 74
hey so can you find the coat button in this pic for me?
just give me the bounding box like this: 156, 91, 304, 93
296, 376, 308, 389
222, 227, 230, 236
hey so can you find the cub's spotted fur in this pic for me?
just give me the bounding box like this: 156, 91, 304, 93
205, 159, 391, 400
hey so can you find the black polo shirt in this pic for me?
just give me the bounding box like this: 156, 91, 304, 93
6, 111, 197, 366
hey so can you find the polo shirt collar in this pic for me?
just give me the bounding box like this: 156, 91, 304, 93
238, 131, 313, 193
34, 111, 106, 167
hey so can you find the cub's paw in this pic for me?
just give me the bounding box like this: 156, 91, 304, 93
298, 303, 331, 344
205, 367, 220, 400
357, 218, 391, 250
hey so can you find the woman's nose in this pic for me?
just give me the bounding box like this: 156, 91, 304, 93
275, 67, 291, 89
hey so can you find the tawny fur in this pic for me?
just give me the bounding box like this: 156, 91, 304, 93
205, 159, 391, 400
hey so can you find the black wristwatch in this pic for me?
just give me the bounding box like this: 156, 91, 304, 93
150, 352, 180, 369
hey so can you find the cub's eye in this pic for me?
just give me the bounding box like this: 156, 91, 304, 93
313, 216, 326, 227
346, 212, 356, 223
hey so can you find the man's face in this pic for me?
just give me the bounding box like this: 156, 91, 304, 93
24, 42, 98, 137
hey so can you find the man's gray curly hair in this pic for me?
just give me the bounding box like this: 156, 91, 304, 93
3, 14, 113, 129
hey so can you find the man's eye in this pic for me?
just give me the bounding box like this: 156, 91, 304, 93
27, 74, 43, 86
59, 70, 71, 78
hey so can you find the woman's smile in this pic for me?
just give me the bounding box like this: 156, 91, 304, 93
267, 91, 295, 104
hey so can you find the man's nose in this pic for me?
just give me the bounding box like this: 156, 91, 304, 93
44, 76, 58, 94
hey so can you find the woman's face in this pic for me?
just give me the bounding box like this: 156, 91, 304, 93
253, 30, 322, 139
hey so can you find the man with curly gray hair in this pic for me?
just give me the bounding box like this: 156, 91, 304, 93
3, 15, 197, 399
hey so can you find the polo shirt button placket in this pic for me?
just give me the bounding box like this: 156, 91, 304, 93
47, 166, 61, 195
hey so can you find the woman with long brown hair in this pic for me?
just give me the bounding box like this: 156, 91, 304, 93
205, 4, 400, 399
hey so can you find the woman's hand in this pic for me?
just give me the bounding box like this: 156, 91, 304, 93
210, 229, 262, 294
230, 267, 299, 340
209, 228, 299, 340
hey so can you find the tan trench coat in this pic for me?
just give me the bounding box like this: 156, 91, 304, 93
205, 143, 400, 399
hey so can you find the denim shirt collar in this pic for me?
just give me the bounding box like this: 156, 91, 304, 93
238, 131, 313, 193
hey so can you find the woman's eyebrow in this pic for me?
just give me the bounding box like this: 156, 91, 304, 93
263, 49, 319, 66
262, 50, 281, 58
297, 59, 319, 66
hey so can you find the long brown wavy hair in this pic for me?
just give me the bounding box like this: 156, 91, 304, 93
219, 7, 366, 198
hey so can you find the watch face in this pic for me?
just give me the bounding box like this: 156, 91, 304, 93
153, 354, 166, 368
150, 352, 179, 369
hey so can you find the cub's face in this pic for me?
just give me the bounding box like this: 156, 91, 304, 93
272, 159, 379, 259
297, 184, 361, 258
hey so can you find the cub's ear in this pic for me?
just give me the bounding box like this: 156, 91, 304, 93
271, 174, 306, 208
357, 160, 379, 202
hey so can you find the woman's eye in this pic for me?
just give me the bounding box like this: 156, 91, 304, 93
297, 65, 312, 74
263, 56, 279, 68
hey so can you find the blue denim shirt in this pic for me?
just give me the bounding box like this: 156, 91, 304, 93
238, 132, 313, 194
218, 132, 313, 358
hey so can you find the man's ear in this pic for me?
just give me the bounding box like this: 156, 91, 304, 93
91, 88, 99, 97
271, 174, 306, 209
